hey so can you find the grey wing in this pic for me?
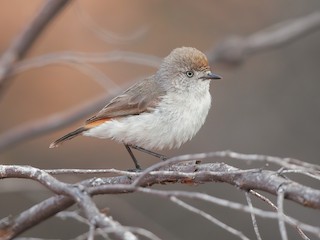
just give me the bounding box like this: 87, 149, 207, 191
86, 76, 165, 124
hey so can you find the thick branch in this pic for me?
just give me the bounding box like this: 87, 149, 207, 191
1, 156, 319, 239
0, 165, 137, 240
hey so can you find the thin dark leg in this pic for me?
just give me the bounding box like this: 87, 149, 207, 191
130, 145, 168, 161
124, 144, 141, 170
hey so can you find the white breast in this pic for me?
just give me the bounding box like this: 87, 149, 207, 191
84, 83, 212, 150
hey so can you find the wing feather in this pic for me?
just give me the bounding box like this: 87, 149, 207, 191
86, 76, 166, 124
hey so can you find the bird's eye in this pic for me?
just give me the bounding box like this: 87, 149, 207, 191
186, 71, 194, 78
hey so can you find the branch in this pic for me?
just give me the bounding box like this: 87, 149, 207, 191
245, 192, 262, 240
0, 0, 71, 94
277, 187, 288, 240
56, 211, 162, 240
136, 188, 316, 239
1, 152, 320, 239
249, 190, 310, 240
0, 165, 138, 240
208, 11, 320, 65
170, 197, 250, 240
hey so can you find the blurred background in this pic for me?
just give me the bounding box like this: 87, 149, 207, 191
0, 0, 320, 239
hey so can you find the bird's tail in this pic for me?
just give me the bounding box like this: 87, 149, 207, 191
49, 127, 87, 148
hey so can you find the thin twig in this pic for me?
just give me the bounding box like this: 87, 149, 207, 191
123, 227, 162, 240
88, 224, 95, 240
136, 187, 319, 238
279, 169, 320, 181
45, 168, 139, 176
170, 197, 250, 240
12, 51, 161, 75
245, 192, 262, 240
249, 190, 310, 240
56, 211, 88, 225
277, 186, 288, 240
15, 238, 59, 240
213, 150, 320, 171
74, 0, 148, 44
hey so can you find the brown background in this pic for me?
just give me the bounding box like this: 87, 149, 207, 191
1, 0, 320, 239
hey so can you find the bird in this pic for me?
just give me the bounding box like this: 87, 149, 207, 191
50, 47, 221, 170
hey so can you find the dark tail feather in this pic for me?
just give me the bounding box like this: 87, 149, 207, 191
49, 127, 87, 148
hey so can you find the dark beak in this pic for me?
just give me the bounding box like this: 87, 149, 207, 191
200, 71, 222, 80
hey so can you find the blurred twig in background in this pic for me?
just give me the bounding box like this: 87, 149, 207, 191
208, 11, 320, 65
0, 0, 71, 96
75, 0, 149, 45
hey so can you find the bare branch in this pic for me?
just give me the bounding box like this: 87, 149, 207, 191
15, 238, 59, 240
277, 186, 288, 240
1, 153, 319, 239
126, 151, 320, 209
87, 224, 95, 240
45, 168, 139, 176
170, 197, 250, 240
208, 11, 320, 65
136, 187, 318, 238
278, 169, 320, 181
56, 211, 88, 225
210, 150, 320, 172
122, 227, 162, 240
0, 165, 139, 240
245, 192, 262, 240
250, 190, 310, 240
0, 0, 71, 94
2, 151, 320, 209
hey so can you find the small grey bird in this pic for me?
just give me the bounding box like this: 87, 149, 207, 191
50, 47, 221, 169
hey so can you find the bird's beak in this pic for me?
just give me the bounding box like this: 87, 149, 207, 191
200, 71, 222, 80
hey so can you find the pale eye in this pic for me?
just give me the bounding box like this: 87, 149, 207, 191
186, 71, 194, 78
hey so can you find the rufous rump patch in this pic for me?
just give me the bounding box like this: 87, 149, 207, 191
85, 119, 110, 128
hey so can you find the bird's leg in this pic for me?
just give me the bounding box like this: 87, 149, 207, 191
124, 144, 142, 171
130, 145, 168, 161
